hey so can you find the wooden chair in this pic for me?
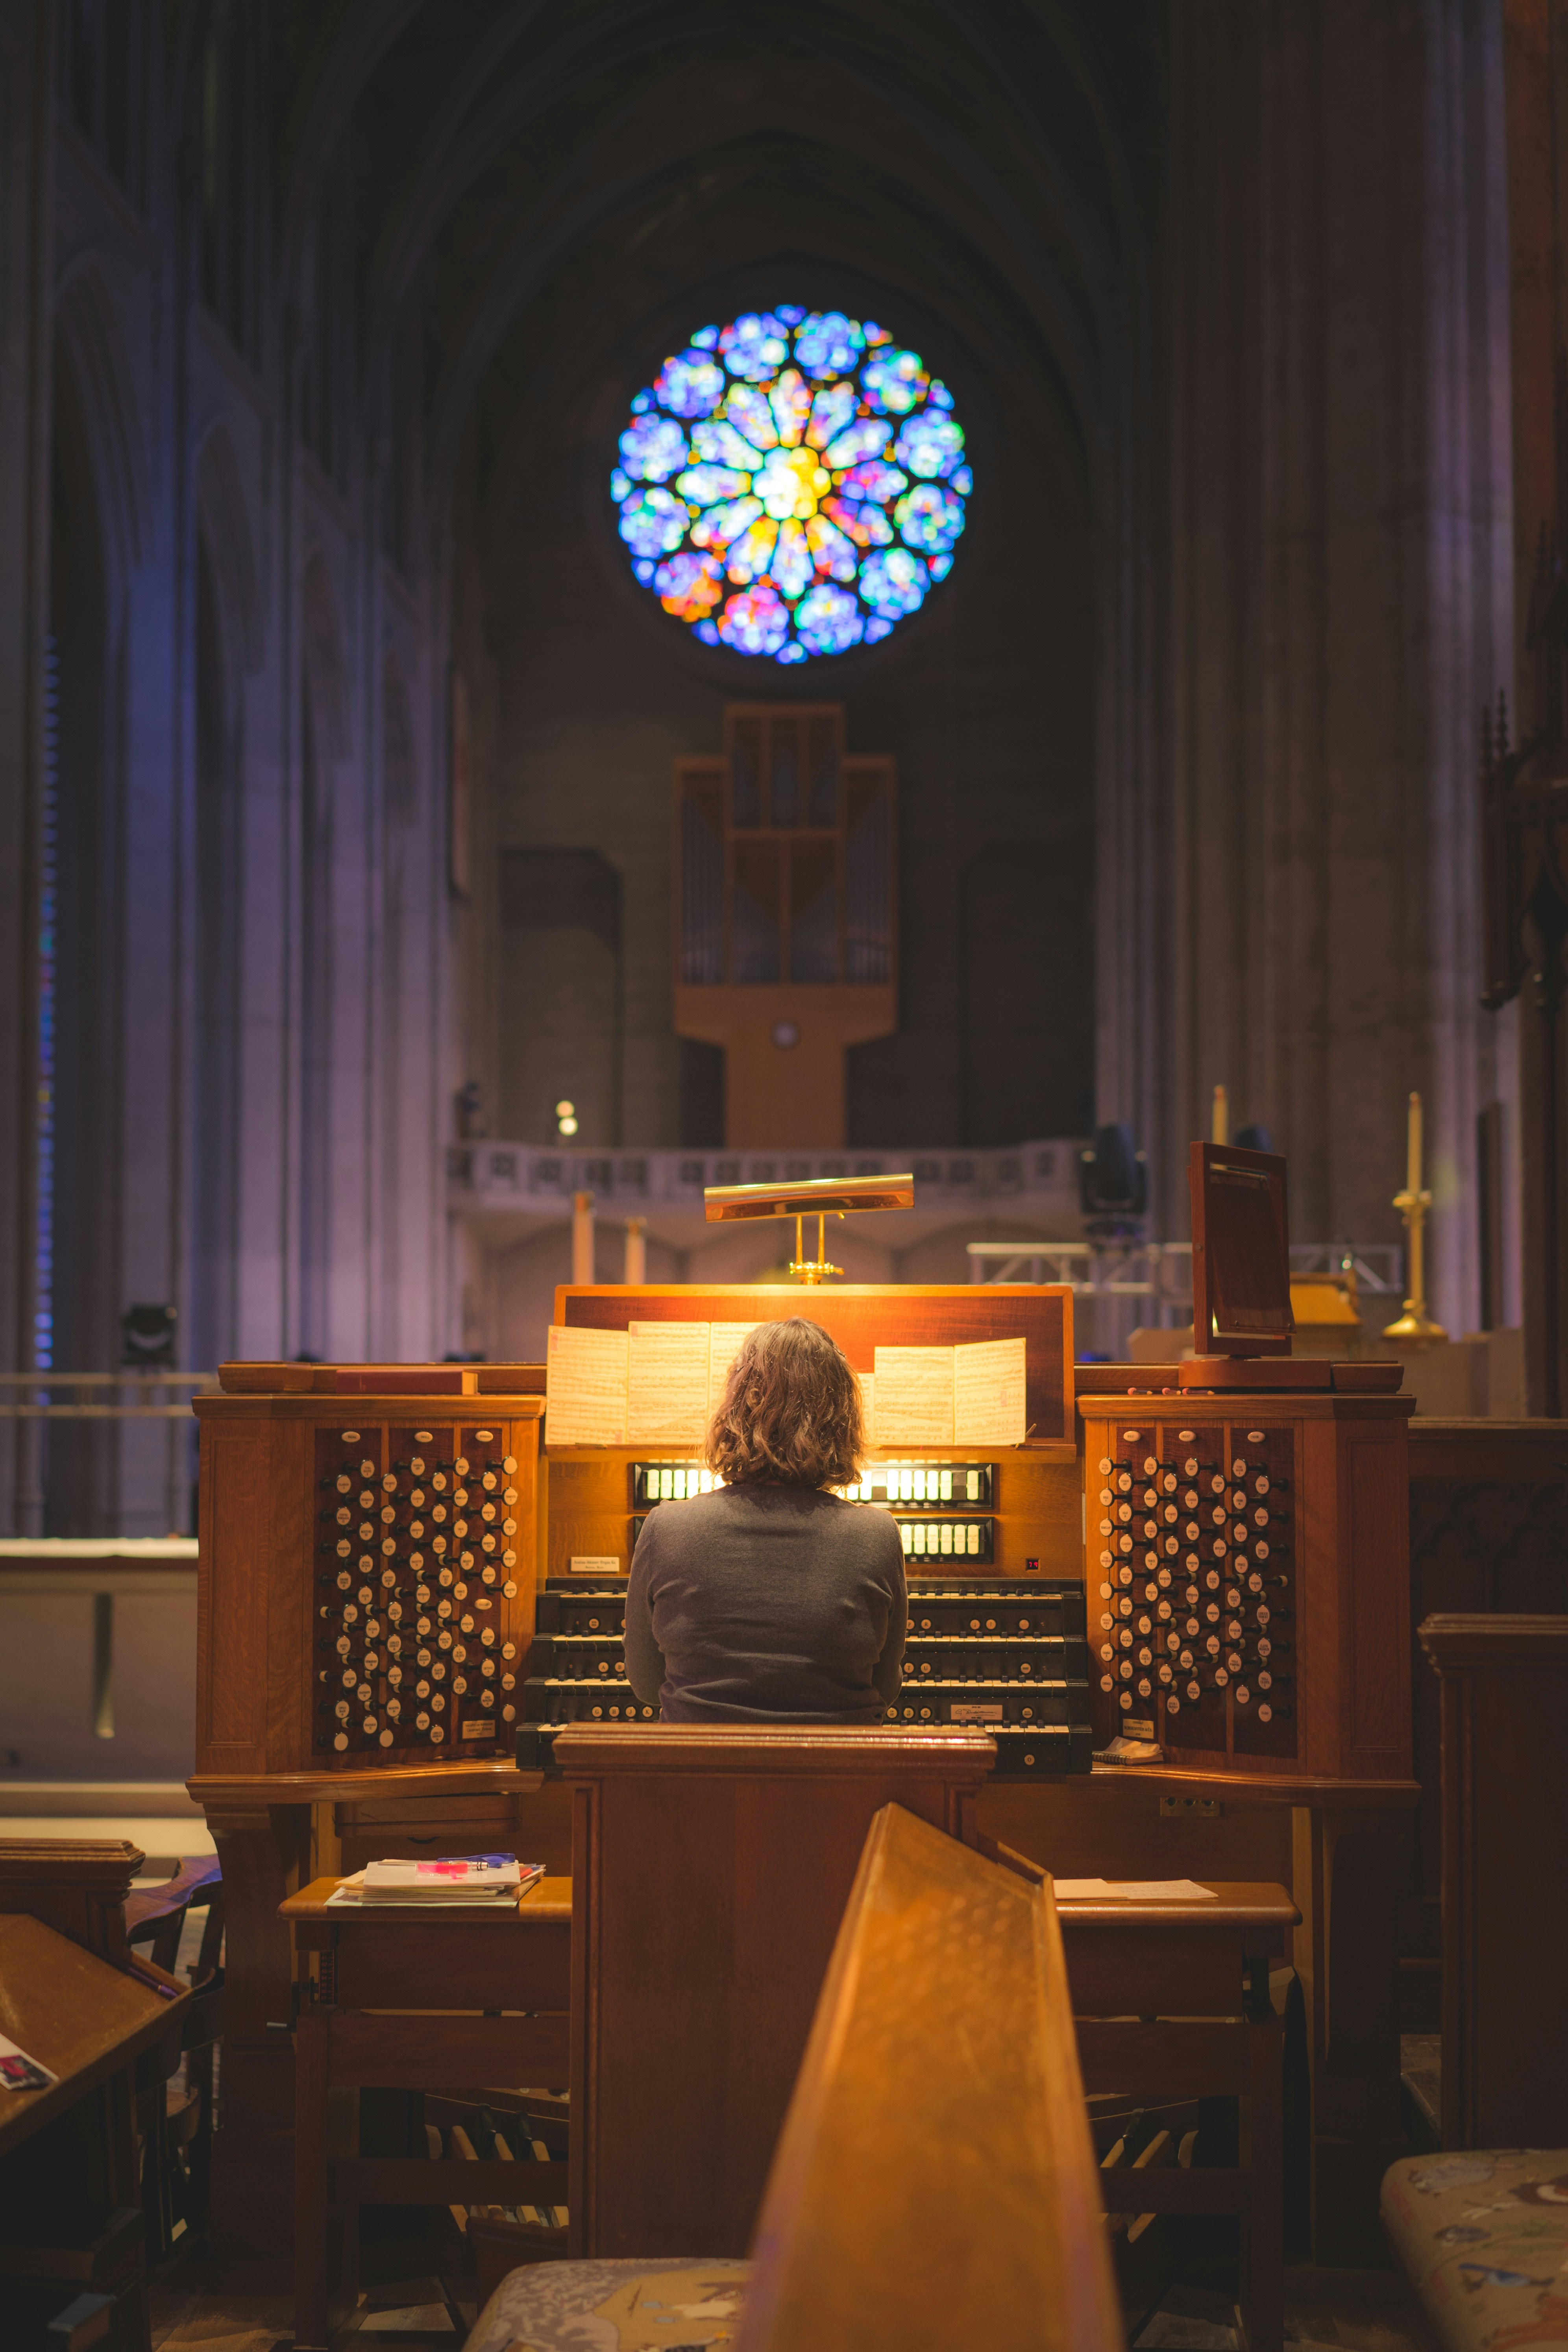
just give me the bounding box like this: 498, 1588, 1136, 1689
460, 1803, 1122, 2352
123, 1856, 225, 2260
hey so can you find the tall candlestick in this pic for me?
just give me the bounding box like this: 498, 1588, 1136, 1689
1212, 1084, 1228, 1146
1383, 1091, 1446, 1345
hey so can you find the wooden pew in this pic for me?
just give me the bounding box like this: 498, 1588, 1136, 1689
737, 1802, 1120, 2352
558, 1724, 996, 2260
1417, 1611, 1568, 2146
462, 1802, 1120, 2352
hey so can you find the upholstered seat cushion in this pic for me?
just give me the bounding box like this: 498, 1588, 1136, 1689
464, 2257, 751, 2352
1381, 2150, 1568, 2351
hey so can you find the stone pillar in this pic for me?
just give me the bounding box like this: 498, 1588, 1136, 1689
1131, 0, 1514, 1337
0, 1, 54, 1531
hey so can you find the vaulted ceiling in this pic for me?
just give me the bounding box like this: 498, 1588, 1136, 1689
267, 0, 1164, 506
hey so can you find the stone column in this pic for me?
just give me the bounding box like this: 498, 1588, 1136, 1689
1133, 0, 1514, 1337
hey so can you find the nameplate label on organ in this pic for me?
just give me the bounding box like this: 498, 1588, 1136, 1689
460, 1719, 495, 1740
627, 1322, 711, 1447
570, 1555, 622, 1575
707, 1321, 759, 1410
952, 1336, 1027, 1448
873, 1346, 955, 1448
546, 1325, 629, 1444
950, 1703, 1004, 1722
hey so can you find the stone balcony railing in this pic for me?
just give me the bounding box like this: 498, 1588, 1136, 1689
446, 1140, 1094, 1264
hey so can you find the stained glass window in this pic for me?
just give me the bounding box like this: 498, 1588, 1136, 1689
612, 307, 971, 663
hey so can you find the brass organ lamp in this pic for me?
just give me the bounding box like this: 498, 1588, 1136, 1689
703, 1171, 916, 1285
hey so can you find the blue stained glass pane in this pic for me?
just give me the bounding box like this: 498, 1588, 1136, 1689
616, 308, 969, 659
860, 547, 928, 618
693, 417, 764, 470
620, 486, 689, 558
796, 583, 864, 655
719, 312, 791, 381
862, 349, 929, 416
676, 463, 750, 507
893, 410, 965, 479
721, 385, 778, 453
716, 584, 790, 656
769, 520, 814, 599
654, 349, 727, 418
795, 310, 864, 378
893, 482, 965, 555
620, 412, 689, 481
822, 417, 893, 470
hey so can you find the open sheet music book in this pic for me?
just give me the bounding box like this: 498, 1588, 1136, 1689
547, 1322, 1026, 1450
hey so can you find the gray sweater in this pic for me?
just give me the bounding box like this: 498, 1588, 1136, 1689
623, 1483, 908, 1724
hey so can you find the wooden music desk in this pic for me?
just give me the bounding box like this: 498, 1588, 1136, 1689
281, 1874, 571, 2352
0, 1912, 189, 2351
1055, 1878, 1298, 2352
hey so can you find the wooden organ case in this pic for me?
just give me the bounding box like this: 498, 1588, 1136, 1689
193, 1368, 547, 1775
1080, 1396, 1412, 1778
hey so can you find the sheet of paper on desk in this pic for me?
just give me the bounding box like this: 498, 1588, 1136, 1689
627, 1322, 710, 1446
873, 1346, 956, 1448
953, 1335, 1027, 1447
857, 1371, 875, 1450
546, 1324, 629, 1444
707, 1322, 758, 1409
1052, 1878, 1218, 1902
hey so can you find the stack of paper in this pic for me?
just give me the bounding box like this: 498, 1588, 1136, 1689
327, 1853, 544, 1908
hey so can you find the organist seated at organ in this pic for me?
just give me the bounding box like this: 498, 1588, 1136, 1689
623, 1317, 907, 1723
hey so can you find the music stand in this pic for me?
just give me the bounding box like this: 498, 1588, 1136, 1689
1183, 1140, 1332, 1391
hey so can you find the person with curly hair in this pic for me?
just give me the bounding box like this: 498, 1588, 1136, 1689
623, 1317, 906, 1724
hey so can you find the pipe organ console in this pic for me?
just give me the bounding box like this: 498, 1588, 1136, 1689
190, 1193, 1418, 2271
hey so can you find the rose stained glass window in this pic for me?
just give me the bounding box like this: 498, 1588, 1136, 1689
612, 307, 971, 662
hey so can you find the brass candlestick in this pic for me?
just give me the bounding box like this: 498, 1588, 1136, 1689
1382, 1091, 1448, 1344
